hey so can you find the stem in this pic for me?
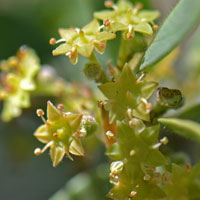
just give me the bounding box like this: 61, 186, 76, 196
101, 106, 117, 147
117, 35, 128, 70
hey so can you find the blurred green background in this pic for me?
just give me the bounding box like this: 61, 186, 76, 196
1, 0, 196, 199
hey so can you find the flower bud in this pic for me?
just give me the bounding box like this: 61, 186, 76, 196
83, 61, 102, 81
157, 87, 183, 108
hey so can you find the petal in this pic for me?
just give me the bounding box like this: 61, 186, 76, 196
69, 139, 85, 156
134, 23, 153, 35
77, 44, 94, 58
58, 28, 77, 42
34, 125, 51, 143
138, 11, 160, 21
111, 22, 128, 32
94, 41, 106, 54
47, 101, 62, 122
94, 11, 116, 20
52, 43, 72, 56
83, 19, 100, 33
69, 50, 79, 65
96, 32, 116, 42
50, 145, 65, 167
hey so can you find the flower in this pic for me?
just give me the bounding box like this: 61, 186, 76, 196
98, 64, 158, 123
34, 101, 97, 167
51, 19, 116, 65
94, 0, 159, 39
0, 46, 40, 121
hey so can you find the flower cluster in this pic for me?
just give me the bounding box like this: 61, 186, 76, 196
94, 0, 159, 39
50, 0, 159, 66
50, 19, 115, 65
0, 46, 40, 121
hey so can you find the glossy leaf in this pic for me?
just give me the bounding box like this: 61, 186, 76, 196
177, 104, 200, 123
140, 0, 200, 71
158, 118, 200, 142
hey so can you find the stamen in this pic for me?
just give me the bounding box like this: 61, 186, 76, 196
34, 148, 42, 156
141, 18, 148, 22
152, 142, 162, 149
55, 38, 66, 44
135, 2, 143, 10
104, 0, 114, 8
36, 109, 44, 117
75, 28, 81, 33
103, 19, 111, 26
130, 149, 136, 156
144, 174, 151, 181
36, 109, 47, 124
57, 104, 64, 111
126, 32, 134, 39
136, 72, 146, 83
128, 25, 133, 33
49, 38, 56, 45
53, 133, 58, 137
153, 25, 158, 31
130, 191, 137, 197
106, 131, 114, 140
41, 141, 54, 153
160, 137, 168, 145
98, 25, 105, 31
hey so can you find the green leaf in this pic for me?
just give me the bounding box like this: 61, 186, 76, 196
158, 118, 200, 142
177, 104, 200, 123
140, 0, 200, 71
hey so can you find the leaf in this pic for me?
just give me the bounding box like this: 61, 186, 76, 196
140, 0, 200, 71
177, 104, 200, 123
158, 118, 200, 142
